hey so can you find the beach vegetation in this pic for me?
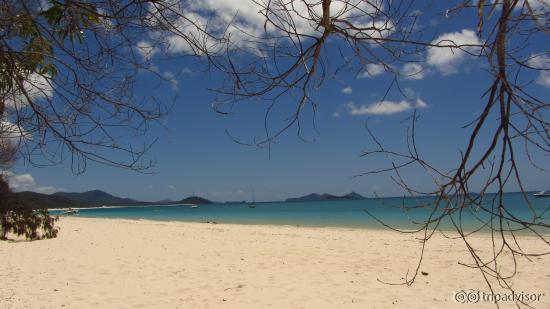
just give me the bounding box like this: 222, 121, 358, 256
0, 175, 58, 240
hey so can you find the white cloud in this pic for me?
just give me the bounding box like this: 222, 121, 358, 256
1, 172, 34, 190
491, 0, 549, 12
165, 14, 210, 54
401, 63, 425, 80
347, 100, 410, 115
402, 87, 416, 99
168, 185, 176, 190
35, 186, 61, 194
427, 29, 482, 75
527, 54, 550, 87
136, 40, 158, 59
0, 121, 29, 140
346, 98, 428, 115
263, 0, 387, 37
148, 4, 270, 56
521, 0, 550, 10
358, 63, 386, 79
5, 73, 53, 109
0, 120, 30, 156
162, 72, 179, 90
415, 98, 428, 108
143, 0, 389, 56
341, 87, 353, 94
342, 19, 395, 42
181, 67, 193, 74
535, 72, 550, 87
0, 171, 62, 194
151, 11, 217, 56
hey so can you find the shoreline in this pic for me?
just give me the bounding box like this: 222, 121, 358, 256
53, 215, 547, 235
2, 217, 548, 308
48, 203, 196, 211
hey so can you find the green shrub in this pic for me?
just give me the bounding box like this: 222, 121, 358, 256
0, 176, 58, 240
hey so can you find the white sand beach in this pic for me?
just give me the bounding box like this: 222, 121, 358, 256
1, 217, 548, 308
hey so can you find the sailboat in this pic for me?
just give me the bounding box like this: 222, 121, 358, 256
248, 189, 256, 208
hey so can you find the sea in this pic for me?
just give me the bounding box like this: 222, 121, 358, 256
50, 192, 549, 232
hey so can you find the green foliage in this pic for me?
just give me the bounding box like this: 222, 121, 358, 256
39, 2, 100, 43
0, 207, 59, 240
0, 176, 58, 241
41, 4, 64, 25
1, 1, 101, 94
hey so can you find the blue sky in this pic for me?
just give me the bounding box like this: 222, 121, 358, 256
5, 1, 549, 202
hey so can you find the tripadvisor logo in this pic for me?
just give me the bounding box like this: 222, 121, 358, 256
454, 290, 544, 304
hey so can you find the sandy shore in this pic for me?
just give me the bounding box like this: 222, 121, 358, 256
1, 218, 548, 308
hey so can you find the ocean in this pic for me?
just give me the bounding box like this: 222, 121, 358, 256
51, 193, 549, 231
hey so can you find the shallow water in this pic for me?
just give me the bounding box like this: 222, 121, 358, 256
51, 193, 549, 231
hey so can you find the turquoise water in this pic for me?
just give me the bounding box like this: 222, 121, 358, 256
52, 193, 549, 231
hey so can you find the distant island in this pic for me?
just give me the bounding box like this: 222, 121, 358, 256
13, 189, 368, 209
285, 192, 365, 203
13, 189, 536, 209
179, 196, 212, 205
14, 190, 212, 209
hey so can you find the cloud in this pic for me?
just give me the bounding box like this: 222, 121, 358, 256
427, 29, 481, 75
346, 98, 428, 115
1, 121, 29, 140
415, 98, 428, 108
1, 172, 34, 190
0, 171, 63, 194
2, 73, 47, 156
34, 186, 62, 194
168, 185, 176, 190
527, 54, 550, 87
401, 63, 425, 80
5, 73, 53, 109
162, 72, 179, 90
341, 87, 353, 94
343, 19, 395, 42
143, 0, 389, 56
181, 67, 193, 74
147, 66, 180, 91
358, 63, 386, 79
402, 87, 416, 99
520, 0, 550, 11
490, 0, 549, 12
1, 121, 31, 157
136, 40, 158, 59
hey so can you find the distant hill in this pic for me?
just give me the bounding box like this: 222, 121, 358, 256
325, 192, 365, 200
155, 199, 175, 204
285, 192, 365, 203
179, 196, 212, 205
14, 191, 83, 209
52, 190, 148, 207
13, 189, 213, 209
